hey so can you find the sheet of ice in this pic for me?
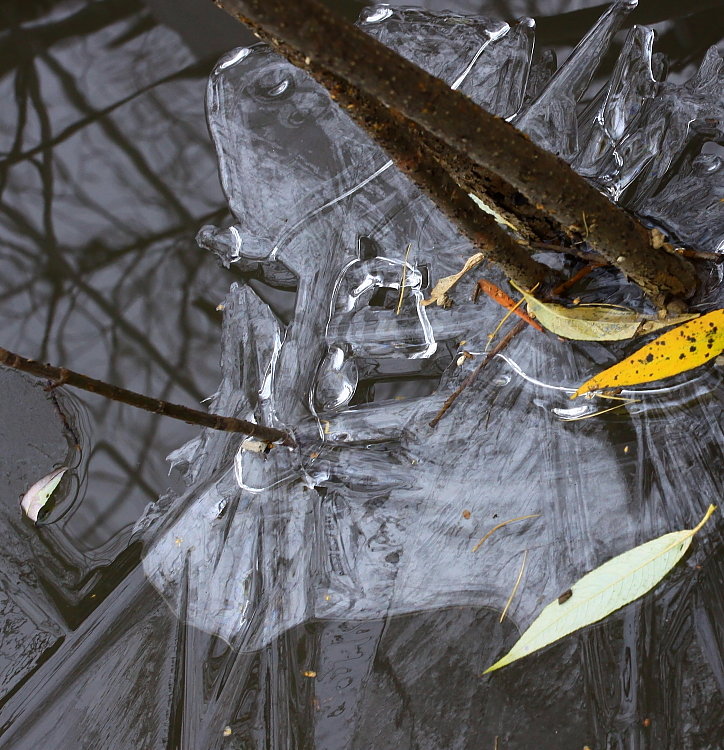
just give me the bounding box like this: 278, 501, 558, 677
141, 0, 723, 674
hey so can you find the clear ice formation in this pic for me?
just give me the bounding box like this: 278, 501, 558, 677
141, 1, 723, 653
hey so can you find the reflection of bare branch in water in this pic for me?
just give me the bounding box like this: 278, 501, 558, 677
0, 0, 236, 556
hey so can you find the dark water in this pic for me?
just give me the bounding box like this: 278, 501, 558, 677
0, 1, 721, 748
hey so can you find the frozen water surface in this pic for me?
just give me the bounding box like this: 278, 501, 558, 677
137, 3, 724, 746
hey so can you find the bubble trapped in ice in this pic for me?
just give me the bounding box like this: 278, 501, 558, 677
140, 2, 723, 655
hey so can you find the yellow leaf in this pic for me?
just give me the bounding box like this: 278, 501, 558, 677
423, 253, 485, 307
572, 309, 724, 397
510, 282, 699, 341
484, 505, 716, 673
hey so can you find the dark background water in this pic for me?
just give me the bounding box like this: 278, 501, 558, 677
0, 1, 721, 748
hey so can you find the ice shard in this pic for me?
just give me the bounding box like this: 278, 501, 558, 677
140, 6, 723, 713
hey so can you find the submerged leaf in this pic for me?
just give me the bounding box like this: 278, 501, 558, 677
423, 253, 485, 307
21, 467, 68, 523
484, 505, 716, 673
573, 309, 724, 397
510, 282, 699, 341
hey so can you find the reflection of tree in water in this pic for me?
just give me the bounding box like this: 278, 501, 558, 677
0, 0, 248, 552
0, 2, 721, 749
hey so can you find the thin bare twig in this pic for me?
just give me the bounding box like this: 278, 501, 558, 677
429, 319, 527, 428
0, 347, 295, 447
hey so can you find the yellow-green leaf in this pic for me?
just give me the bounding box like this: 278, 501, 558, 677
510, 282, 699, 341
484, 505, 716, 674
469, 194, 518, 231
572, 309, 724, 397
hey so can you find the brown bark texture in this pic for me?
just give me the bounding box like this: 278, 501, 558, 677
242, 21, 551, 290
214, 0, 698, 305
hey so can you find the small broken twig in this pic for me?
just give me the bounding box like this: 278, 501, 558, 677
474, 279, 544, 332
550, 261, 606, 297
0, 347, 296, 447
429, 319, 527, 427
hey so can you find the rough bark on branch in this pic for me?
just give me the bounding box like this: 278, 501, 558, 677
214, 0, 698, 305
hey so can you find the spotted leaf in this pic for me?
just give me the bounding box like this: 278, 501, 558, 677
572, 309, 724, 397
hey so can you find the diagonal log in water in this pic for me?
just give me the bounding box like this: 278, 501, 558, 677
213, 0, 697, 305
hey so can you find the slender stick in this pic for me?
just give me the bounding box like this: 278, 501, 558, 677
214, 0, 697, 303
500, 549, 528, 623
429, 319, 527, 428
0, 347, 296, 447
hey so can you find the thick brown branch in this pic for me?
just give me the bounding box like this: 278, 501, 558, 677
241, 19, 550, 289
0, 347, 295, 447
412, 127, 566, 247
214, 0, 697, 304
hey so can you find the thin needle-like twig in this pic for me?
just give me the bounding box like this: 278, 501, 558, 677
429, 319, 527, 428
472, 513, 541, 552
396, 242, 413, 315
500, 550, 528, 623
564, 402, 632, 421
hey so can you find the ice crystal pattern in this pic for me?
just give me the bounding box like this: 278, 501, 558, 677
140, 1, 723, 653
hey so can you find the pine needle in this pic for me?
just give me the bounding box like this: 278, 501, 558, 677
500, 550, 528, 623
564, 402, 632, 421
395, 243, 413, 315
486, 281, 541, 349
472, 513, 541, 552
429, 319, 527, 428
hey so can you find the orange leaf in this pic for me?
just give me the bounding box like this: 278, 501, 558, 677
572, 309, 724, 398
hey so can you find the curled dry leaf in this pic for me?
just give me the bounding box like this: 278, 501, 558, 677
240, 436, 270, 453
21, 466, 68, 523
510, 282, 699, 341
573, 309, 724, 397
484, 505, 716, 674
423, 253, 485, 307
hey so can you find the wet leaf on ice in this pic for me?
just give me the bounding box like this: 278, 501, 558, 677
510, 282, 699, 341
572, 309, 724, 397
21, 467, 68, 523
484, 505, 716, 673
423, 253, 484, 307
